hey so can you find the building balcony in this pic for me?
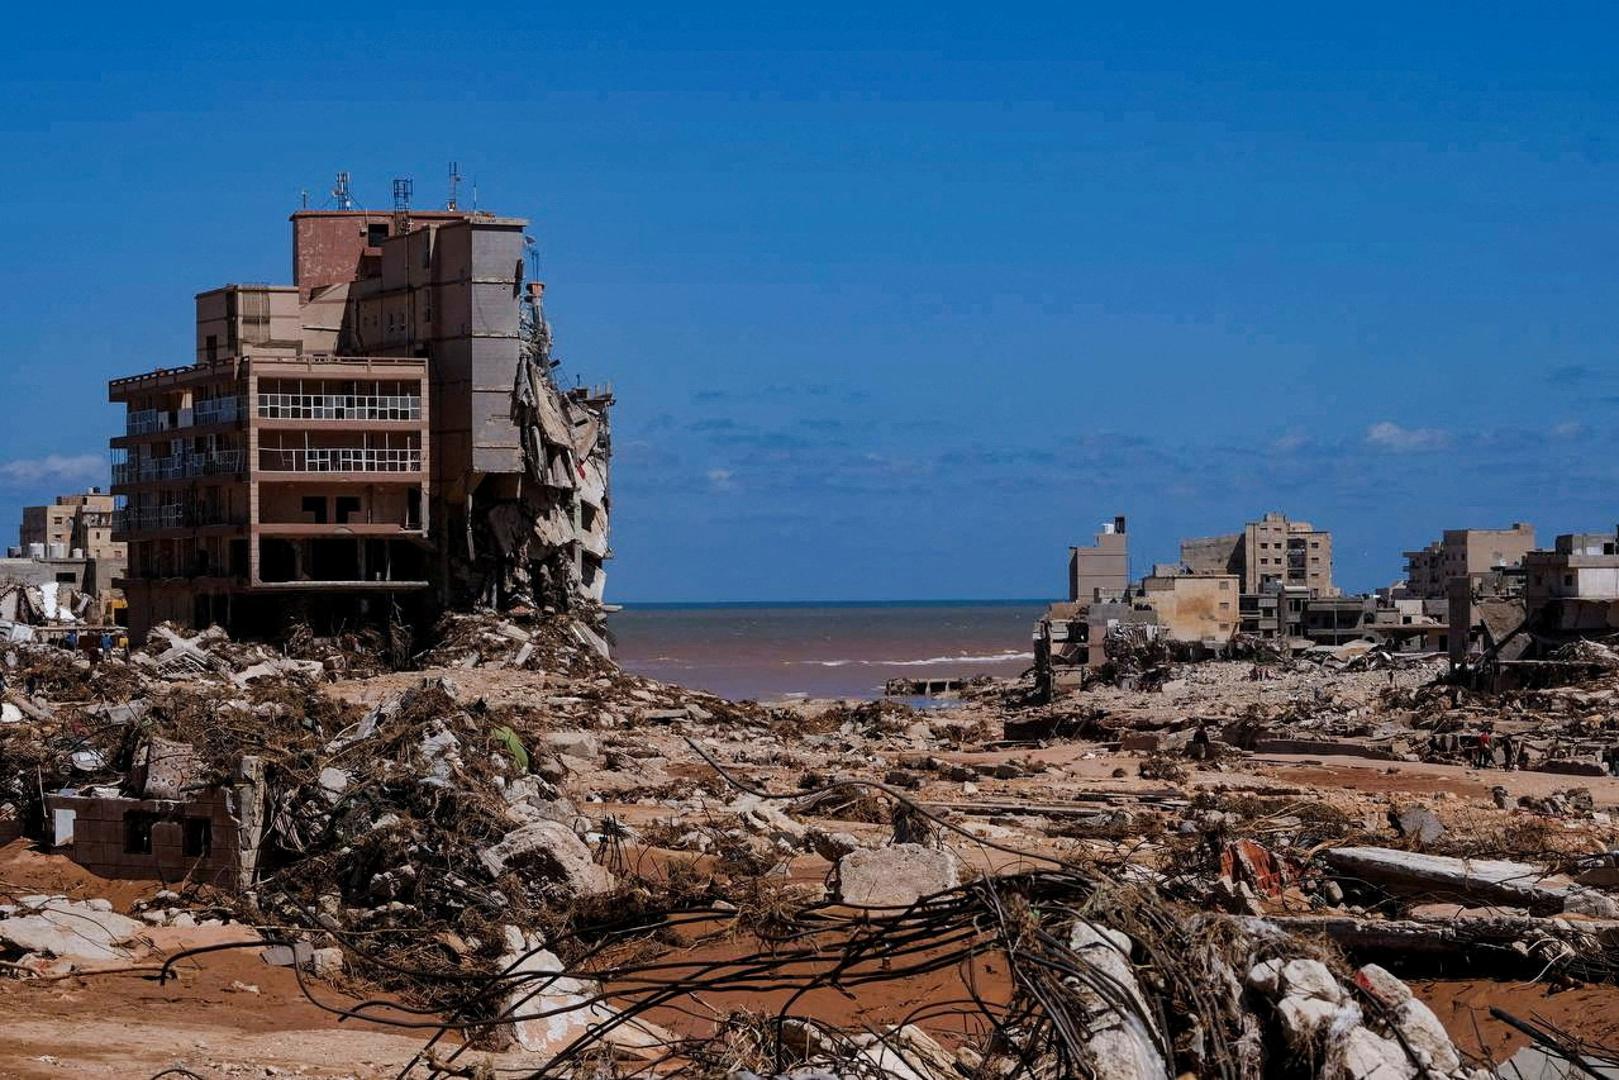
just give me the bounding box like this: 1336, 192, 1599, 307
257, 447, 422, 474
123, 397, 245, 437
113, 506, 248, 537
112, 450, 247, 486
257, 392, 422, 422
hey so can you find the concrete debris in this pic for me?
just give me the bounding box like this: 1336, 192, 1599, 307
479, 820, 616, 897
835, 844, 959, 907
0, 585, 1617, 1076
1322, 847, 1569, 912
0, 896, 143, 962
1068, 921, 1168, 1080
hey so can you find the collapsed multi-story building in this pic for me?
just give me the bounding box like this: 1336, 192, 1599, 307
109, 197, 611, 641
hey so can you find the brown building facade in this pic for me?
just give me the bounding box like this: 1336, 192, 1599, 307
110, 353, 430, 638
1068, 516, 1128, 602
110, 200, 611, 641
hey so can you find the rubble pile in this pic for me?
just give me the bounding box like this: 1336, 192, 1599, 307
416, 605, 615, 676
1, 624, 1618, 1075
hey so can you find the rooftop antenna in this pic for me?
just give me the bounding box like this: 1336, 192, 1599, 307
472, 178, 479, 211
299, 188, 309, 209
392, 177, 413, 234
446, 161, 462, 210
332, 171, 354, 210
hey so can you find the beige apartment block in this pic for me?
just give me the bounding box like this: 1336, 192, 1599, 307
1181, 511, 1334, 597
20, 489, 124, 561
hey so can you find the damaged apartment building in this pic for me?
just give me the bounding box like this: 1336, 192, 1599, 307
108, 189, 611, 641
1037, 511, 1447, 675
1444, 526, 1619, 682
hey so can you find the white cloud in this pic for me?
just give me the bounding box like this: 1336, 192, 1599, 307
706, 468, 736, 492
1364, 421, 1449, 452
1270, 431, 1309, 453
0, 453, 104, 487
1551, 420, 1584, 439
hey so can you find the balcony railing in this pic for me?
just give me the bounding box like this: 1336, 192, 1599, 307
258, 393, 422, 422
124, 397, 245, 437
111, 449, 246, 485
258, 447, 422, 473
195, 397, 245, 426
114, 505, 248, 533
126, 409, 170, 436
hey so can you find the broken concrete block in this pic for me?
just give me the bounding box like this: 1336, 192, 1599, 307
1391, 806, 1444, 846
497, 928, 671, 1057
836, 844, 958, 907
309, 946, 345, 978
1067, 921, 1167, 1080
261, 941, 314, 968
1278, 995, 1356, 1042
479, 820, 615, 897
1246, 958, 1285, 995
317, 767, 350, 804
541, 731, 599, 760
1392, 997, 1460, 1075
1325, 1026, 1416, 1080
0, 899, 143, 962
142, 736, 204, 800
1323, 847, 1566, 912
1278, 958, 1343, 1003
1563, 887, 1619, 919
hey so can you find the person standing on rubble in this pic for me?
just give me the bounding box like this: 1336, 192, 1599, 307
1497, 732, 1515, 771
63, 628, 78, 654
1190, 722, 1212, 761
98, 631, 113, 663
1474, 729, 1493, 769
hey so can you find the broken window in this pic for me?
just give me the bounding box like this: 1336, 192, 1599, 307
183, 818, 212, 858
301, 496, 328, 524
124, 812, 156, 855
366, 223, 389, 247
335, 496, 361, 524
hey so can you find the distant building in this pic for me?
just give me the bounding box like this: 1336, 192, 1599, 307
1403, 524, 1535, 601
20, 489, 124, 562
1138, 567, 1239, 645
1523, 532, 1619, 607
1068, 516, 1128, 603
1182, 511, 1333, 598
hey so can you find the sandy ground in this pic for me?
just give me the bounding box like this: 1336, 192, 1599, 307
0, 842, 529, 1079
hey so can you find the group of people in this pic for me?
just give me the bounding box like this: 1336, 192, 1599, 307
1472, 728, 1524, 770
58, 628, 119, 663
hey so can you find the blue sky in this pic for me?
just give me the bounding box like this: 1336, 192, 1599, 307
2, 4, 1617, 602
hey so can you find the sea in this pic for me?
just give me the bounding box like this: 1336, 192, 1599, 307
607, 600, 1045, 702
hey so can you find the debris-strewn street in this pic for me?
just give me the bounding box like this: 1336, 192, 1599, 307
0, 623, 1617, 1078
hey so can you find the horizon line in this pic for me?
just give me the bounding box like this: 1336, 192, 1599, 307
611, 597, 1053, 609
